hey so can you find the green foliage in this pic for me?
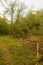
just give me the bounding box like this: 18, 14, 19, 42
0, 10, 43, 37
0, 17, 9, 35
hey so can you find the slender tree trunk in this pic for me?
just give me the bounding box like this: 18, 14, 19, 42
37, 42, 39, 58
11, 13, 13, 27
11, 4, 14, 27
36, 42, 39, 65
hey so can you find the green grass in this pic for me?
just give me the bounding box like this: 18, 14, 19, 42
0, 36, 43, 65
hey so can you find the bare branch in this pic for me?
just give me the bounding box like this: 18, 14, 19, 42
0, 0, 7, 8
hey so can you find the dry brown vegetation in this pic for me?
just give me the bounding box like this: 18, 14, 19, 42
0, 35, 43, 65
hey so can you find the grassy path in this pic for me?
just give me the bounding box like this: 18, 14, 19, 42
0, 36, 43, 65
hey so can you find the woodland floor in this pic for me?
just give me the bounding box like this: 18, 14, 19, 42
0, 35, 43, 65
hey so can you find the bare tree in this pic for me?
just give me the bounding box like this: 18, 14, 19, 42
16, 2, 27, 23
0, 0, 17, 26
